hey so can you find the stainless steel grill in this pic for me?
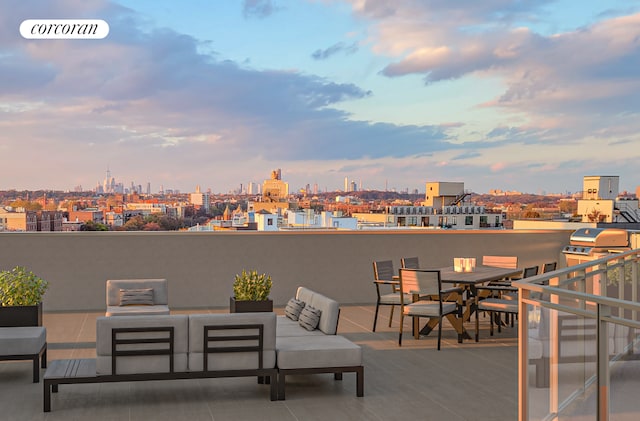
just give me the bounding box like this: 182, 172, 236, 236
563, 228, 630, 264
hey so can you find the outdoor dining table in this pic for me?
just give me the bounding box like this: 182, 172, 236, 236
414, 265, 523, 340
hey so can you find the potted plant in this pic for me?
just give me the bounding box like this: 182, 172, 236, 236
230, 269, 273, 313
0, 266, 49, 327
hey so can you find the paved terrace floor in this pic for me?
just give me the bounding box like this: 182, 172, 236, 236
1, 305, 519, 421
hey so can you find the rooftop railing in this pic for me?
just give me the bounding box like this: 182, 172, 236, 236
514, 249, 640, 421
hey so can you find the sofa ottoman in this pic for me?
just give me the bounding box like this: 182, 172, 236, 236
0, 326, 47, 382
276, 334, 363, 399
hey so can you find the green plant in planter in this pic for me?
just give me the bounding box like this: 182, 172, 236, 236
233, 269, 272, 301
0, 266, 49, 306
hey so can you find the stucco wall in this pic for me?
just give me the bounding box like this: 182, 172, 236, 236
0, 230, 571, 311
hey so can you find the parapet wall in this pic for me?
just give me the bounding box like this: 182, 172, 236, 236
0, 230, 571, 311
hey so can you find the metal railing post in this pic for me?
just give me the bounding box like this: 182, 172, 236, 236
518, 288, 529, 421
597, 303, 610, 421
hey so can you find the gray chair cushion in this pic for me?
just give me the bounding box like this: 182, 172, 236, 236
478, 298, 518, 314
404, 301, 457, 317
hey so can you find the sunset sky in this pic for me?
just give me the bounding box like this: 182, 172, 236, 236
2, 0, 639, 194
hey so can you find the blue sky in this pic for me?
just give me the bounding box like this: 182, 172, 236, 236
1, 0, 639, 194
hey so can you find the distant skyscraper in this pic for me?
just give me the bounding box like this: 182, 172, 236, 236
190, 185, 210, 212
344, 177, 348, 192
103, 168, 115, 193
146, 182, 151, 195
263, 169, 288, 202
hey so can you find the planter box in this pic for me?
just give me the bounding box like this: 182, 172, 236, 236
229, 297, 273, 313
0, 302, 43, 327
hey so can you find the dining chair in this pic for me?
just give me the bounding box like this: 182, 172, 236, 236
400, 257, 420, 269
372, 260, 406, 332
474, 289, 518, 341
397, 269, 462, 350
542, 262, 557, 273
483, 255, 520, 286
474, 265, 538, 339
508, 265, 540, 282
501, 265, 538, 325
482, 255, 518, 269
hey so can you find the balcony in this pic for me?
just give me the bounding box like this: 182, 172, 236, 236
0, 229, 571, 419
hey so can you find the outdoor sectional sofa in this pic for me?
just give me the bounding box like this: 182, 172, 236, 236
43, 286, 364, 412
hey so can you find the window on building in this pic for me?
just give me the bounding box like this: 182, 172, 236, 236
267, 219, 273, 226
465, 216, 473, 225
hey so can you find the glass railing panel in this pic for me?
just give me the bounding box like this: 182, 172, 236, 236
519, 250, 640, 421
608, 325, 640, 420
526, 302, 551, 421
554, 309, 597, 420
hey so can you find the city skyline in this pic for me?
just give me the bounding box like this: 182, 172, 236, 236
84, 166, 595, 196
1, 1, 640, 194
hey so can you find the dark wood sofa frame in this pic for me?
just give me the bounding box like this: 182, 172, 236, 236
44, 324, 277, 412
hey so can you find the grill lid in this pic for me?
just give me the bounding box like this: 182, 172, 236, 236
569, 228, 628, 247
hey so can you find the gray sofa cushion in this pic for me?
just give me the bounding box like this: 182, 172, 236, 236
276, 335, 362, 369
0, 326, 46, 355
296, 287, 339, 335
188, 312, 277, 371
95, 315, 188, 375
105, 305, 170, 317
276, 316, 324, 337
106, 279, 168, 306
